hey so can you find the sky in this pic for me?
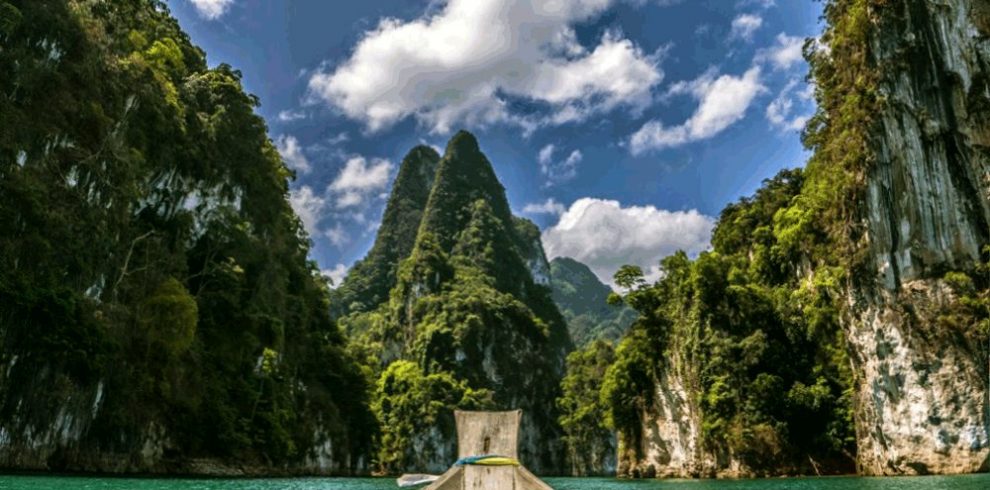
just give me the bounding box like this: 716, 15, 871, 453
165, 0, 824, 287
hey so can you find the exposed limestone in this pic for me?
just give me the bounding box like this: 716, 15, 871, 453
847, 0, 990, 475
623, 367, 707, 478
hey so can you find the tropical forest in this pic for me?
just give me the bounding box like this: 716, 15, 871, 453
0, 0, 988, 489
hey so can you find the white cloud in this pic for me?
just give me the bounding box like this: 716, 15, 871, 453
329, 156, 393, 208
188, 0, 234, 20
537, 144, 581, 185
629, 66, 765, 154
565, 150, 582, 166
277, 109, 305, 122
538, 144, 555, 166
523, 198, 566, 216
736, 0, 775, 9
289, 186, 327, 237
542, 198, 714, 287
321, 264, 349, 289
324, 222, 349, 248
275, 135, 310, 174
307, 0, 663, 134
327, 132, 350, 145
730, 14, 762, 42
766, 79, 811, 131
758, 33, 805, 70
807, 34, 831, 58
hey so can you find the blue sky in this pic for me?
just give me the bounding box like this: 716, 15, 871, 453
166, 0, 823, 286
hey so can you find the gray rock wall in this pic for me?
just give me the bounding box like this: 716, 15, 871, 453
847, 0, 990, 475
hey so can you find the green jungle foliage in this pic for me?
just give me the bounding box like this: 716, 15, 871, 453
340, 132, 572, 473
373, 360, 493, 474
0, 0, 372, 469
938, 250, 990, 353
775, 0, 877, 278
557, 339, 616, 476
603, 169, 856, 474
550, 257, 637, 346
592, 0, 890, 475
331, 146, 439, 319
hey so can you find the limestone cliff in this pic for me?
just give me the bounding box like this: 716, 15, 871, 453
622, 364, 707, 478
609, 0, 990, 479
845, 0, 990, 475
0, 368, 357, 476
0, 0, 373, 475
343, 132, 572, 475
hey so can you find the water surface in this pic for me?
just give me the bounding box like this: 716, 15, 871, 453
2, 474, 989, 490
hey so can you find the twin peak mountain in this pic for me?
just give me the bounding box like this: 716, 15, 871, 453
332, 130, 625, 473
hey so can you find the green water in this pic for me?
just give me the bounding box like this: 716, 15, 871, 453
2, 475, 989, 490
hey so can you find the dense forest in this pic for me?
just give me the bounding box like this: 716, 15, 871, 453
0, 0, 371, 473
1, 0, 987, 480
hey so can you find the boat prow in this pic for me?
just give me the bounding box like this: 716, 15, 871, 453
420, 410, 553, 490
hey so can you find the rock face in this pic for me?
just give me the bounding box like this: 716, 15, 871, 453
621, 359, 750, 479
0, 365, 357, 476
846, 0, 990, 475
624, 366, 706, 478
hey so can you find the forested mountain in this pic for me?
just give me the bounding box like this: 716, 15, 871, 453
0, 0, 372, 474
330, 145, 440, 319
550, 257, 637, 346
592, 0, 990, 478
339, 131, 573, 475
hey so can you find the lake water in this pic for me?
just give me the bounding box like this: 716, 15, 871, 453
2, 474, 990, 490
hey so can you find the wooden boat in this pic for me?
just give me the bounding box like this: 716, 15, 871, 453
422, 410, 553, 490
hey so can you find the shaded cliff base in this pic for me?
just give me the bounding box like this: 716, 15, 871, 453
0, 450, 369, 478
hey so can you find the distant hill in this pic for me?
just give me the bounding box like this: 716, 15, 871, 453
549, 257, 637, 346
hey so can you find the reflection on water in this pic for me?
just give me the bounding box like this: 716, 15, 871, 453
2, 474, 990, 490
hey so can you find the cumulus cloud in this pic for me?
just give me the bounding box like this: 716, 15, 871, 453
288, 185, 327, 237
758, 33, 805, 70
628, 66, 765, 154
537, 144, 581, 185
522, 198, 566, 216
307, 0, 663, 133
188, 0, 234, 20
730, 14, 762, 42
275, 135, 310, 174
329, 156, 393, 208
321, 264, 349, 289
542, 198, 714, 287
766, 79, 812, 131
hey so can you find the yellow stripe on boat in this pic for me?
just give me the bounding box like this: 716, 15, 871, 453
471, 456, 519, 466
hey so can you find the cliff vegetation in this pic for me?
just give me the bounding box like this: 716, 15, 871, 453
0, 0, 373, 474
